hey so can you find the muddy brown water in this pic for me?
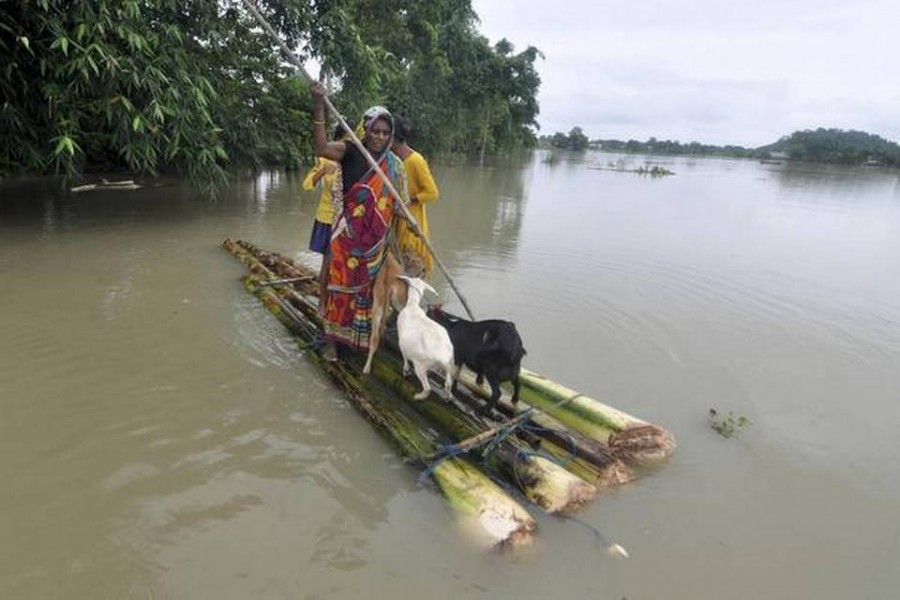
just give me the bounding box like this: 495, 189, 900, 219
2, 153, 899, 599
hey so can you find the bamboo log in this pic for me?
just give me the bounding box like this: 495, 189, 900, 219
225, 241, 536, 549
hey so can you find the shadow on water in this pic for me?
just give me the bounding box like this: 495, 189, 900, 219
0, 172, 315, 239
773, 161, 900, 194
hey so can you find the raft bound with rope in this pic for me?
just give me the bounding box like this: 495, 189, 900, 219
222, 239, 675, 553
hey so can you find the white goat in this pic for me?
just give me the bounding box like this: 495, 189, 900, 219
395, 275, 454, 400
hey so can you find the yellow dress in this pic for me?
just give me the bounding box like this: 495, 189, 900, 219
395, 151, 439, 274
302, 157, 338, 225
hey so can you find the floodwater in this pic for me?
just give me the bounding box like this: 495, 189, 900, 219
2, 152, 899, 599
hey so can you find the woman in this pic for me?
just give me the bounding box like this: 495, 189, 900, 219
309, 82, 408, 361
391, 114, 439, 276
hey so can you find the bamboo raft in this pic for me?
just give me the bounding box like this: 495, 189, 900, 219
223, 239, 675, 552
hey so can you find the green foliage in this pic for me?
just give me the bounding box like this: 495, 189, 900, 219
708, 408, 750, 439
0, 0, 316, 192
761, 128, 900, 166
1, 0, 543, 191
346, 1, 542, 156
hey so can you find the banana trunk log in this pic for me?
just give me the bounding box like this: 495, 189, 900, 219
519, 369, 676, 466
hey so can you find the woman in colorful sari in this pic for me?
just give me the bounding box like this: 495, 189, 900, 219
309, 82, 409, 362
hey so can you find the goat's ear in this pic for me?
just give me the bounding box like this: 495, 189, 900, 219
397, 274, 411, 284
423, 281, 438, 296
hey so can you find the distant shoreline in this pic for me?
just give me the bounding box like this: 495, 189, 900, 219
538, 127, 900, 169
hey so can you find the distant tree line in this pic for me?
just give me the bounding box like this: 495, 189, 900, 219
592, 137, 757, 158
540, 126, 900, 168
767, 128, 900, 167
1, 0, 542, 191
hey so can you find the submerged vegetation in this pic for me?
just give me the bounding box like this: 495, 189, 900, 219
634, 165, 673, 177
0, 0, 541, 190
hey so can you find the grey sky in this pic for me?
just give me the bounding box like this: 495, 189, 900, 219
471, 0, 898, 147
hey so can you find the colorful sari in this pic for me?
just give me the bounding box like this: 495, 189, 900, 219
322, 150, 408, 349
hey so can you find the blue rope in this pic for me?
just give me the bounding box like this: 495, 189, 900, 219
418, 389, 588, 485
418, 408, 535, 483
480, 420, 526, 460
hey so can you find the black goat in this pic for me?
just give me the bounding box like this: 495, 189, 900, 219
428, 308, 527, 413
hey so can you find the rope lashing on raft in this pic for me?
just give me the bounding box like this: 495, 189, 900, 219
417, 407, 535, 485
479, 416, 530, 458
418, 390, 588, 483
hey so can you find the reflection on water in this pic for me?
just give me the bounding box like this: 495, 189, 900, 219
775, 160, 900, 190
2, 154, 900, 599
429, 155, 531, 270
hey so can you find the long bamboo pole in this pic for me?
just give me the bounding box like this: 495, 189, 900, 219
238, 0, 477, 321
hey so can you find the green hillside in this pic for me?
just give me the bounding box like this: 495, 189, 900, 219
758, 128, 900, 166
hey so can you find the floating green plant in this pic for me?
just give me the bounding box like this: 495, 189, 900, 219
708, 408, 750, 438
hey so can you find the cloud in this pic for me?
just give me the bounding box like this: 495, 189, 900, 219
472, 0, 900, 146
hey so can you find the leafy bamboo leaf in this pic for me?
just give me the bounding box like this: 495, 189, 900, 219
50, 36, 69, 57
51, 135, 79, 157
